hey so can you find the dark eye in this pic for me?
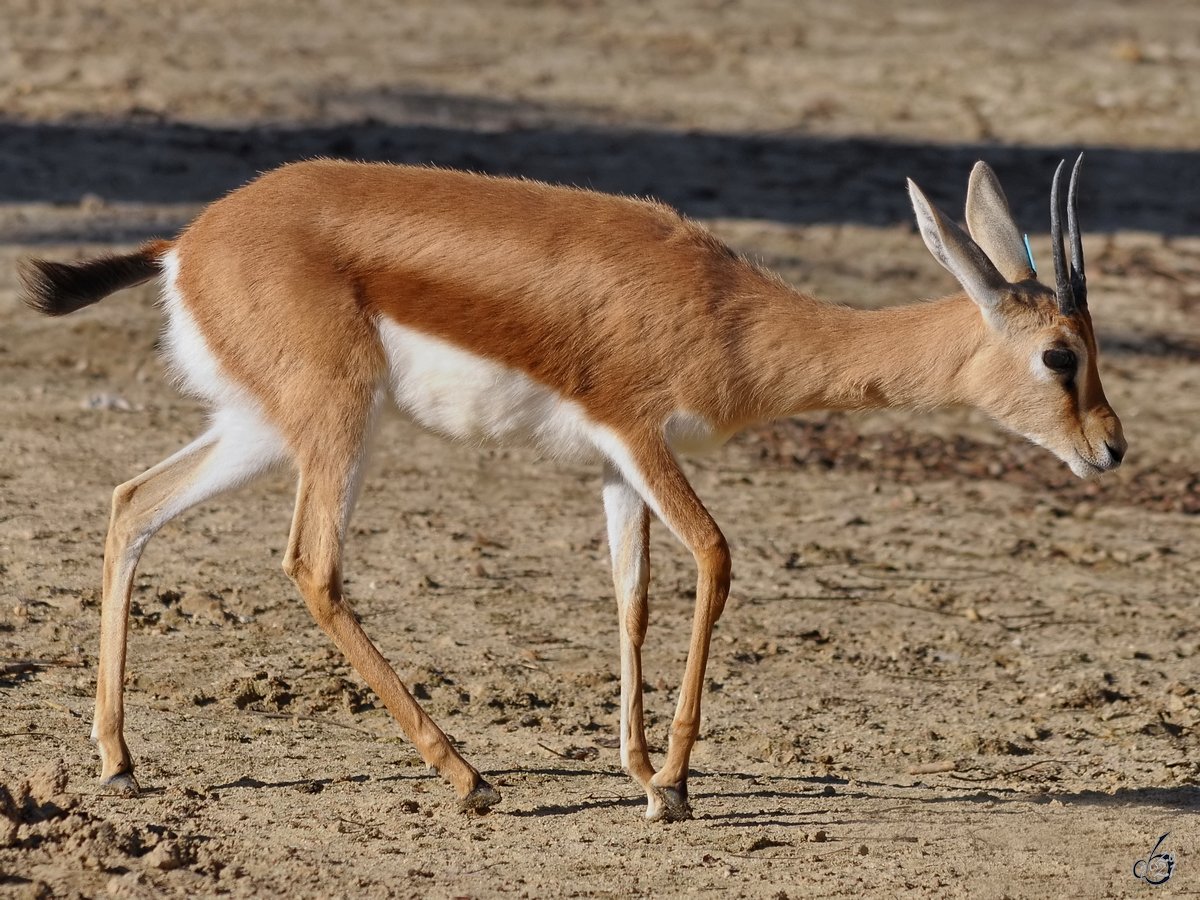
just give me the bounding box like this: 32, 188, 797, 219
1042, 348, 1077, 374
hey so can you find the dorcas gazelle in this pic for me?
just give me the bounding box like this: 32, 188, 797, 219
20, 156, 1123, 821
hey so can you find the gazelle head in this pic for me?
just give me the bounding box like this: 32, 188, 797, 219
907, 157, 1125, 478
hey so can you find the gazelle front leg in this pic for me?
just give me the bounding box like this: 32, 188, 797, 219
609, 437, 731, 821
649, 530, 729, 820
601, 464, 657, 802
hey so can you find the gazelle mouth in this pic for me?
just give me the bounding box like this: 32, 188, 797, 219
1069, 449, 1122, 479
1023, 432, 1116, 479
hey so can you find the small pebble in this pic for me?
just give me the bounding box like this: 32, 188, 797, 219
144, 840, 183, 870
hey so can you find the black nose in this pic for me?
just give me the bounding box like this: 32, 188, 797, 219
1105, 442, 1125, 465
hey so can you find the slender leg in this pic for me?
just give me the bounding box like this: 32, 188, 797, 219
601, 464, 656, 799
606, 436, 730, 822
282, 448, 500, 812
93, 406, 288, 791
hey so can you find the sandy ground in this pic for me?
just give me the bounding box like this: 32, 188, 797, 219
1, 2, 1199, 897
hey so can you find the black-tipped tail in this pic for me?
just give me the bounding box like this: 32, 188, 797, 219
19, 239, 172, 317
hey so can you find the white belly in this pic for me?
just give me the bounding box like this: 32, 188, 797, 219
378, 319, 606, 464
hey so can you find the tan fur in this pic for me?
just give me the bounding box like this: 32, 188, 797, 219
30, 159, 1123, 821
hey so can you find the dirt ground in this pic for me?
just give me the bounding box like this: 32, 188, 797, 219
1, 2, 1199, 897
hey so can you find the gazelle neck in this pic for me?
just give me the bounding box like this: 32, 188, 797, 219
745, 290, 988, 423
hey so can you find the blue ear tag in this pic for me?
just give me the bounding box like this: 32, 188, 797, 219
1023, 234, 1037, 275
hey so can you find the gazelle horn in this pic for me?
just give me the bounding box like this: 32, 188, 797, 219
1067, 154, 1087, 309
1050, 158, 1076, 316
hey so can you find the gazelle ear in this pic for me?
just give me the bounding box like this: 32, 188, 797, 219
965, 162, 1036, 283
908, 178, 1010, 315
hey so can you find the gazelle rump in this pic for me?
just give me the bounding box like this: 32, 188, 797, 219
20, 157, 1123, 821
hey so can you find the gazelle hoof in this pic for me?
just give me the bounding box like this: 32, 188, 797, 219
459, 779, 501, 814
645, 782, 691, 822
99, 771, 140, 796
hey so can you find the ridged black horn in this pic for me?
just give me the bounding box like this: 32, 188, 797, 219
1050, 159, 1077, 316
1067, 154, 1087, 309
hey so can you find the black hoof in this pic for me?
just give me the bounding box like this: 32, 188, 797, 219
99, 771, 140, 796
459, 779, 501, 814
647, 783, 691, 822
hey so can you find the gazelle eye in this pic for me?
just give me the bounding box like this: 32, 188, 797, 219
1042, 348, 1077, 374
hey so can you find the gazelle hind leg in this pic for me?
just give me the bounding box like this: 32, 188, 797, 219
94, 406, 289, 791
281, 425, 499, 812
601, 465, 658, 807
